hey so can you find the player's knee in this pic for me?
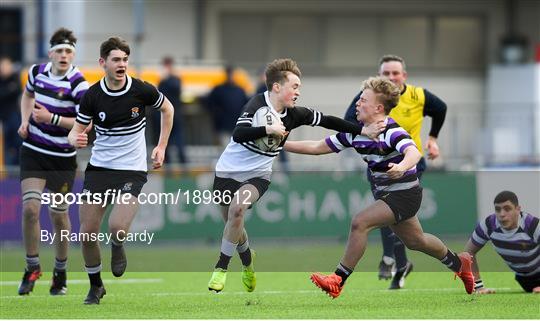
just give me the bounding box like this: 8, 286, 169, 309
229, 205, 245, 221
50, 211, 70, 228
350, 214, 369, 232
80, 221, 100, 235
109, 225, 127, 239
22, 201, 41, 222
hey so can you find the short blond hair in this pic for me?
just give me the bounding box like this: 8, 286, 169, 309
362, 76, 400, 114
264, 58, 301, 91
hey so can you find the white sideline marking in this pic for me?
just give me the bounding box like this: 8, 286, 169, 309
0, 285, 515, 299
153, 287, 514, 297
0, 278, 163, 286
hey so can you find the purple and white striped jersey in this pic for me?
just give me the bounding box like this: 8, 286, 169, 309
471, 212, 540, 277
325, 117, 419, 192
24, 62, 89, 157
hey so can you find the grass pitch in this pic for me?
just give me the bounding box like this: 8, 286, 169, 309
1, 243, 538, 319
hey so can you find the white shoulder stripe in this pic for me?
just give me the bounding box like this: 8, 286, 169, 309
152, 92, 164, 109
396, 138, 414, 152
28, 64, 37, 85
66, 66, 81, 79
384, 127, 404, 146
72, 81, 89, 97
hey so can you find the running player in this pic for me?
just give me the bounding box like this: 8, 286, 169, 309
208, 58, 380, 293
344, 55, 447, 289
285, 76, 473, 298
68, 37, 174, 304
17, 27, 89, 296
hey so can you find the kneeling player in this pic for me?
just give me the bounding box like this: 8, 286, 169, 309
285, 76, 474, 298
465, 191, 539, 294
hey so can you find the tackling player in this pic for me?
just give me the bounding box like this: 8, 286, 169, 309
208, 58, 381, 293
286, 76, 473, 298
344, 55, 447, 289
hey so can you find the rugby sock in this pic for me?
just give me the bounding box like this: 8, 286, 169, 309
215, 239, 237, 270
111, 239, 123, 247
54, 257, 67, 271
237, 240, 252, 266
380, 226, 396, 258
394, 240, 408, 271
440, 249, 462, 273
335, 262, 353, 286
85, 263, 103, 287
382, 255, 395, 266
111, 239, 124, 256
25, 254, 40, 271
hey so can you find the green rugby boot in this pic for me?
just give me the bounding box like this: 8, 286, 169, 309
241, 250, 256, 292
208, 268, 227, 292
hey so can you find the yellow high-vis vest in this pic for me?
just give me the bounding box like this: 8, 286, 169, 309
388, 84, 426, 155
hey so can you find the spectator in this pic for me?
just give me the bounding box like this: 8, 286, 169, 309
0, 56, 22, 166
154, 56, 187, 165
207, 65, 248, 147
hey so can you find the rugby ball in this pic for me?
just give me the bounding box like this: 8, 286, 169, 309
251, 106, 282, 152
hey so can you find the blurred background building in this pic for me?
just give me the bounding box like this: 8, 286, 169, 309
0, 0, 539, 242
1, 0, 539, 170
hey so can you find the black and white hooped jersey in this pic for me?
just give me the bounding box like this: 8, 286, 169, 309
215, 91, 323, 180
76, 75, 164, 171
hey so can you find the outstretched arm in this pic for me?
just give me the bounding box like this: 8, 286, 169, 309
319, 115, 363, 135
319, 115, 384, 139
284, 140, 332, 155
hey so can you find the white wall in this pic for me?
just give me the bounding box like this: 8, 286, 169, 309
81, 0, 196, 66
202, 0, 508, 64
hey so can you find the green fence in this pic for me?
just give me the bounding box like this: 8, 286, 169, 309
136, 171, 477, 240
